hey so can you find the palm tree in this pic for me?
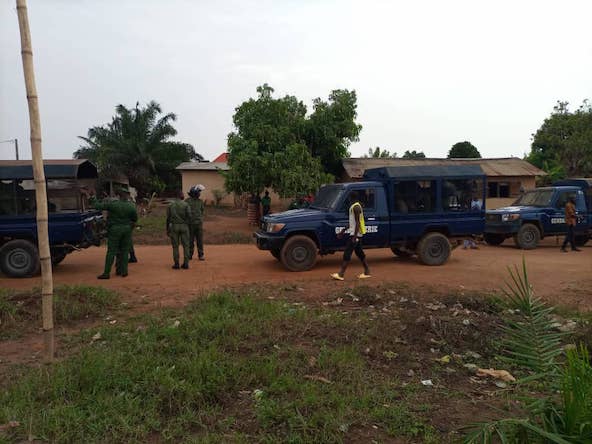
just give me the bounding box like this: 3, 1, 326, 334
76, 101, 201, 196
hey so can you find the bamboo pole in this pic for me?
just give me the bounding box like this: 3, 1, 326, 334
16, 0, 54, 362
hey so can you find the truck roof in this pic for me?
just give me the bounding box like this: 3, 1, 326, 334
0, 159, 98, 180
363, 164, 485, 180
552, 178, 592, 189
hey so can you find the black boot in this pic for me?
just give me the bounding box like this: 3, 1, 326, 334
172, 262, 180, 269
97, 274, 110, 280
181, 261, 189, 269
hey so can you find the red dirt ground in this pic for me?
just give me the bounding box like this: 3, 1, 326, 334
2, 239, 590, 310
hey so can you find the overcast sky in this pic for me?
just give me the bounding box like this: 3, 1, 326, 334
1, 0, 591, 162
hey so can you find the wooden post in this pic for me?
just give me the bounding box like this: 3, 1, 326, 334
16, 0, 54, 362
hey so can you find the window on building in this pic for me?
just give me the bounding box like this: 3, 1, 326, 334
394, 180, 436, 213
488, 181, 510, 198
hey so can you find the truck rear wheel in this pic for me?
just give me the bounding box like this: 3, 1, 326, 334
0, 239, 40, 278
417, 232, 451, 266
280, 235, 317, 272
483, 233, 506, 246
514, 224, 540, 250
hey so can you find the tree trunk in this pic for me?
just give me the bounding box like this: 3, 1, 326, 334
16, 0, 54, 362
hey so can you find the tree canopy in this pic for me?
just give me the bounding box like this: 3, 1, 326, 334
527, 100, 592, 180
402, 150, 426, 159
225, 84, 360, 197
447, 141, 481, 158
75, 101, 202, 196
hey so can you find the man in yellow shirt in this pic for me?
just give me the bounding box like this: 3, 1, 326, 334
331, 191, 371, 280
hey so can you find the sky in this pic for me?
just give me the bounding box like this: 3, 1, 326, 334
1, 0, 591, 162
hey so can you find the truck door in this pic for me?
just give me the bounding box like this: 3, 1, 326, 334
357, 186, 389, 247
547, 190, 579, 235
323, 186, 388, 249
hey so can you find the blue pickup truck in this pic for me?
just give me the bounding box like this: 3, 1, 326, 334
0, 160, 104, 277
484, 178, 592, 249
255, 165, 486, 271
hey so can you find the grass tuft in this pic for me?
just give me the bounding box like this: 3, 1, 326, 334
0, 285, 120, 339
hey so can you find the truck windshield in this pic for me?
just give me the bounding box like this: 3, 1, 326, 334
311, 185, 342, 210
512, 190, 554, 207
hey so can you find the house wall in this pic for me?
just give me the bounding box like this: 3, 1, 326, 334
180, 170, 291, 209
485, 176, 536, 209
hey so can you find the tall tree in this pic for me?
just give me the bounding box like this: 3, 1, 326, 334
528, 100, 592, 178
402, 150, 426, 159
225, 84, 355, 197
16, 0, 54, 361
448, 141, 481, 158
75, 102, 201, 196
305, 89, 362, 175
363, 147, 396, 158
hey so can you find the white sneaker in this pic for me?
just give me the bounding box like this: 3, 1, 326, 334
358, 273, 371, 279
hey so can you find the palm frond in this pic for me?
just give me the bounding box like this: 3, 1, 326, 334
500, 258, 563, 378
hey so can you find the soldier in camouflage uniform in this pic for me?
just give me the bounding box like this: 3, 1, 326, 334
167, 190, 191, 269
87, 187, 138, 279
187, 185, 205, 260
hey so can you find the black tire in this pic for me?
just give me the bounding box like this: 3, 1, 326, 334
417, 232, 451, 266
514, 224, 540, 250
574, 235, 589, 247
270, 248, 281, 261
391, 247, 414, 258
280, 235, 318, 272
0, 239, 40, 278
483, 233, 506, 246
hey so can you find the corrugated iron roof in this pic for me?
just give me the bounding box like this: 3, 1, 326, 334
342, 157, 547, 179
212, 153, 229, 162
176, 161, 229, 171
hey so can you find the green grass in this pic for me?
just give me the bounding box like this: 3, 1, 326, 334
0, 286, 120, 339
0, 291, 437, 443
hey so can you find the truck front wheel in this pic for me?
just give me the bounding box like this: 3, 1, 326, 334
0, 239, 40, 278
417, 232, 451, 266
514, 224, 540, 250
483, 233, 506, 246
280, 235, 318, 272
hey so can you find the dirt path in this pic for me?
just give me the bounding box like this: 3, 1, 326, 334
2, 241, 591, 310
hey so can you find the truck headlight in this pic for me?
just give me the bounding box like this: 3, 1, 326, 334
266, 223, 285, 233
502, 213, 520, 222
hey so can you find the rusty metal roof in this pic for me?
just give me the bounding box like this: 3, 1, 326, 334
342, 157, 547, 179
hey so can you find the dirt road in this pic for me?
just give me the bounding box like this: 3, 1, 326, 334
2, 241, 591, 310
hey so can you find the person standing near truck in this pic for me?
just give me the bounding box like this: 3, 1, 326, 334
261, 190, 271, 216
187, 185, 205, 261
331, 191, 371, 281
86, 186, 138, 279
167, 190, 192, 269
561, 197, 581, 252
